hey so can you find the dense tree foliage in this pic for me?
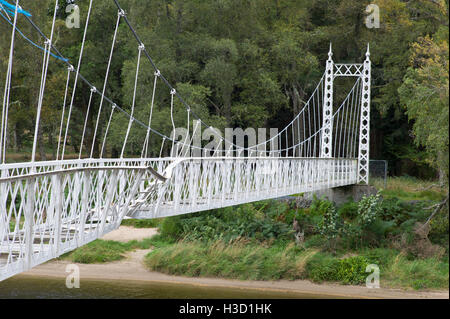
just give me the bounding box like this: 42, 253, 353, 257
399, 26, 449, 184
0, 0, 448, 179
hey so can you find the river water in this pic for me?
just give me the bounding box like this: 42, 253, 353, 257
0, 276, 338, 299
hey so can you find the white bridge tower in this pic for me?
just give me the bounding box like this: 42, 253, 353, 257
321, 44, 371, 184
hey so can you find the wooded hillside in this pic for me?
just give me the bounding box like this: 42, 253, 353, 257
0, 0, 448, 181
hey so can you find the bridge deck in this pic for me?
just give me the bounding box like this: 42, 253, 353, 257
0, 157, 357, 281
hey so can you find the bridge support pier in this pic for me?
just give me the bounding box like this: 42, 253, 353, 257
301, 184, 378, 206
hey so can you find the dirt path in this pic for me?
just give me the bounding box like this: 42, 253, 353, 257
18, 231, 448, 299
100, 226, 158, 242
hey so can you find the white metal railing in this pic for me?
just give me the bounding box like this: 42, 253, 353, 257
0, 157, 357, 281
133, 157, 358, 218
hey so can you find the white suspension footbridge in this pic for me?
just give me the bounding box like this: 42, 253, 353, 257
0, 0, 371, 282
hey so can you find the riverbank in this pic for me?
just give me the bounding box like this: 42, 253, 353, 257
14, 179, 447, 299
13, 225, 447, 299
139, 188, 448, 290
17, 248, 449, 299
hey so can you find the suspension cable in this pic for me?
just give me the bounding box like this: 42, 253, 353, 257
61, 0, 93, 160
0, 0, 19, 163
79, 87, 96, 159
121, 44, 143, 158
90, 10, 122, 158
32, 0, 58, 163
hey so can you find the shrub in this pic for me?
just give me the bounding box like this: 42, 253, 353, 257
310, 195, 334, 216
121, 218, 162, 228
357, 193, 382, 228
304, 234, 327, 248
260, 200, 291, 222
314, 197, 345, 250
160, 216, 184, 240
306, 253, 371, 285
342, 194, 398, 248
336, 256, 370, 285
305, 252, 340, 282
429, 208, 449, 249
289, 207, 322, 236
162, 202, 294, 243
379, 198, 429, 229
366, 219, 396, 242
338, 201, 359, 220
341, 193, 383, 247
317, 204, 340, 240
360, 248, 398, 267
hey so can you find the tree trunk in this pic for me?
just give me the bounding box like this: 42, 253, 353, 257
224, 94, 232, 126
438, 168, 446, 186
13, 124, 18, 152
49, 127, 55, 160
289, 84, 305, 157
37, 124, 46, 161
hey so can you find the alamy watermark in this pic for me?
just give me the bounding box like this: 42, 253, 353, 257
64, 2, 380, 29
65, 2, 80, 29
365, 4, 380, 29
169, 121, 280, 158
365, 264, 380, 288
65, 264, 80, 288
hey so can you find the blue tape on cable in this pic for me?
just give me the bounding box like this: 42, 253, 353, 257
0, 8, 68, 62
0, 0, 32, 17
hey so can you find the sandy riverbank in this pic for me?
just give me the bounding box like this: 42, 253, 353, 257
100, 226, 159, 242
17, 227, 449, 299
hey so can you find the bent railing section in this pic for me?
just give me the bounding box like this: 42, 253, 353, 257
0, 159, 169, 282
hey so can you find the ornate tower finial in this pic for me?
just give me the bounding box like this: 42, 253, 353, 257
365, 43, 370, 60
328, 42, 333, 60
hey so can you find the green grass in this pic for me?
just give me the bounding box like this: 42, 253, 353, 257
144, 239, 449, 290
371, 176, 447, 201
364, 248, 449, 290
65, 240, 134, 263
381, 188, 445, 201
121, 218, 163, 228
60, 218, 165, 263
145, 240, 313, 281
61, 237, 159, 264
62, 235, 449, 290
385, 255, 449, 290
